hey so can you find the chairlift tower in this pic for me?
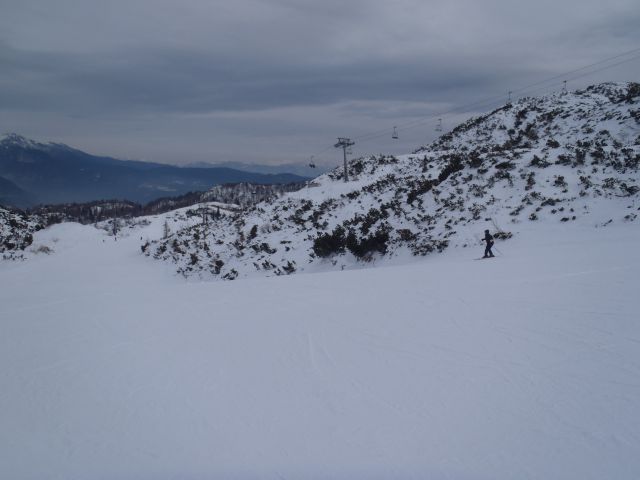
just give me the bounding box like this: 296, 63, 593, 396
200, 204, 208, 227
334, 137, 355, 182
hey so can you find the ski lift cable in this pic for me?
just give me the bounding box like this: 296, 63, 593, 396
350, 52, 640, 146
307, 47, 640, 161
508, 46, 640, 96
303, 143, 334, 166
514, 53, 640, 98
385, 52, 639, 139
344, 47, 640, 145
461, 52, 640, 115
352, 90, 516, 143
413, 47, 640, 130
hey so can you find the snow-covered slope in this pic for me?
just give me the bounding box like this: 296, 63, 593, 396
147, 82, 639, 279
1, 216, 639, 479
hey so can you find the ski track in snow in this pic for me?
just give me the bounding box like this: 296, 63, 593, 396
0, 217, 639, 479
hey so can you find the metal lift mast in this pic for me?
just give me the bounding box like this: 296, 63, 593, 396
334, 137, 355, 182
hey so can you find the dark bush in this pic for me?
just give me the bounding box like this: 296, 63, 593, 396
529, 155, 551, 168
345, 225, 390, 259
360, 208, 388, 234
438, 157, 464, 183
407, 178, 434, 204
212, 259, 224, 275
553, 176, 568, 188
397, 229, 417, 241
495, 161, 516, 170
312, 225, 346, 257
493, 231, 513, 240
282, 261, 296, 274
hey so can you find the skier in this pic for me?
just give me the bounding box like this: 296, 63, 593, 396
482, 229, 495, 258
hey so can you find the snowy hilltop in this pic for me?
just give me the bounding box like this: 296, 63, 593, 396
146, 82, 639, 279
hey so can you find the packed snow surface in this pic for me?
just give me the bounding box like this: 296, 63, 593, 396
1, 216, 639, 479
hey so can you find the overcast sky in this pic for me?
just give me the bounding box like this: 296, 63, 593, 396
1, 0, 638, 168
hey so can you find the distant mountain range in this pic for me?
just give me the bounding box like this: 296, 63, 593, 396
184, 161, 330, 177
0, 175, 33, 207
0, 134, 309, 207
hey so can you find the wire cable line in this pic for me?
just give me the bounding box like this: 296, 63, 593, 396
307, 47, 640, 164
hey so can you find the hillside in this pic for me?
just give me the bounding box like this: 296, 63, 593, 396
146, 82, 640, 279
23, 181, 304, 226
0, 134, 309, 206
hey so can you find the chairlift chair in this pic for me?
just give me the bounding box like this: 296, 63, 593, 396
392, 126, 399, 139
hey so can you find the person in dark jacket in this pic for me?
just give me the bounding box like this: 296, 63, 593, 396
483, 229, 495, 258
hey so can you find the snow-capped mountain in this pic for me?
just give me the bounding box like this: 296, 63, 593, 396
0, 134, 309, 206
146, 82, 639, 279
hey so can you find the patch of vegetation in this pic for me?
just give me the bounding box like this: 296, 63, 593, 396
345, 224, 391, 260
529, 155, 551, 168
312, 225, 347, 257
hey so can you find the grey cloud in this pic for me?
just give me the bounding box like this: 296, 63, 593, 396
1, 0, 638, 166
0, 41, 512, 115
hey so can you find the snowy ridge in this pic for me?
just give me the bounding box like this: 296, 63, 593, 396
24, 182, 301, 225
146, 82, 639, 279
0, 133, 71, 152
147, 83, 640, 279
201, 181, 305, 208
